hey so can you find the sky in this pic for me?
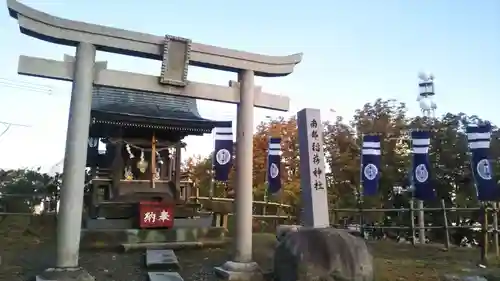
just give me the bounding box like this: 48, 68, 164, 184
0, 0, 498, 172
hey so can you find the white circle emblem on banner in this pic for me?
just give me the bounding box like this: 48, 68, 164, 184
88, 137, 98, 148
270, 163, 279, 179
477, 159, 492, 180
363, 163, 378, 181
415, 164, 429, 183
216, 149, 231, 165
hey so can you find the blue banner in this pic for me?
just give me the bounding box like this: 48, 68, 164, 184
361, 135, 381, 196
213, 121, 233, 181
467, 124, 497, 201
411, 130, 435, 200
267, 137, 282, 194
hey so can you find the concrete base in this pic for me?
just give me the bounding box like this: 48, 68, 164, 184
36, 267, 94, 281
80, 226, 228, 249
214, 261, 263, 281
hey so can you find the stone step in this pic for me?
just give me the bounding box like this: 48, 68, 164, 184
146, 249, 180, 270
122, 238, 230, 252
148, 272, 184, 281
80, 226, 228, 249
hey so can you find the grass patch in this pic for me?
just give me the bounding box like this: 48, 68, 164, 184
0, 218, 490, 281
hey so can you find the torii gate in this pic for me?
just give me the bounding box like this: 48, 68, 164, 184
6, 0, 302, 280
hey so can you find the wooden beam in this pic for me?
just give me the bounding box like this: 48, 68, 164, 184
151, 132, 156, 189
17, 55, 290, 111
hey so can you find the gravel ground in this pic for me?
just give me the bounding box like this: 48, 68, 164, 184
0, 220, 270, 281
1, 239, 234, 281
79, 248, 231, 281
2, 216, 484, 281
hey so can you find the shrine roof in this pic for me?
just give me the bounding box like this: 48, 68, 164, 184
90, 86, 222, 134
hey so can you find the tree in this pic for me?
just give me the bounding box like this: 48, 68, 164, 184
323, 115, 358, 210
184, 97, 499, 236
0, 168, 61, 213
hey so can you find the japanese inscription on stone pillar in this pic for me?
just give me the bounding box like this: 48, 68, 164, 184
297, 108, 330, 227
160, 35, 191, 87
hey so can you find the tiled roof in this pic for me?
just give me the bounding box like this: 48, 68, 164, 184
91, 86, 211, 123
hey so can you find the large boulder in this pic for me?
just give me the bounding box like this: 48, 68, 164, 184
274, 227, 373, 281
276, 224, 301, 242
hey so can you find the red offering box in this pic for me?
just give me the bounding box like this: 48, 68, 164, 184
138, 201, 174, 228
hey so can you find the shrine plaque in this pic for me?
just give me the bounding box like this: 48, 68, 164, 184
297, 108, 330, 227
160, 35, 191, 87
139, 201, 174, 228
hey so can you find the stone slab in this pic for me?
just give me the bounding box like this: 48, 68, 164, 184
147, 272, 184, 281
146, 249, 180, 270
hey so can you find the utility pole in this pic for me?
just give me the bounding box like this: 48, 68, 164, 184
416, 72, 437, 244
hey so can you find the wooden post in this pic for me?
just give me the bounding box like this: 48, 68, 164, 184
441, 199, 450, 250
493, 202, 499, 257
168, 149, 173, 181
175, 142, 182, 188
89, 168, 97, 218
150, 132, 156, 189
222, 214, 229, 229
358, 205, 364, 238
195, 184, 200, 203
409, 199, 416, 246
263, 189, 268, 216
111, 141, 124, 198
481, 204, 489, 265
194, 183, 201, 212
159, 150, 167, 180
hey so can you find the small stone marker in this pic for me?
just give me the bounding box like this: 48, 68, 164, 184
146, 249, 180, 270
297, 108, 330, 227
148, 272, 184, 281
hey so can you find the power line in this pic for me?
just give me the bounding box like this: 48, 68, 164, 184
0, 121, 32, 139
0, 125, 10, 138
0, 121, 30, 127
0, 77, 52, 90
0, 78, 53, 95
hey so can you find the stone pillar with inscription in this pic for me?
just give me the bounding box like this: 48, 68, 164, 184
297, 108, 330, 227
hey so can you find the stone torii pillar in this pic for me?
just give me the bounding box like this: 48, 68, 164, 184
6, 1, 302, 280
56, 43, 95, 270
